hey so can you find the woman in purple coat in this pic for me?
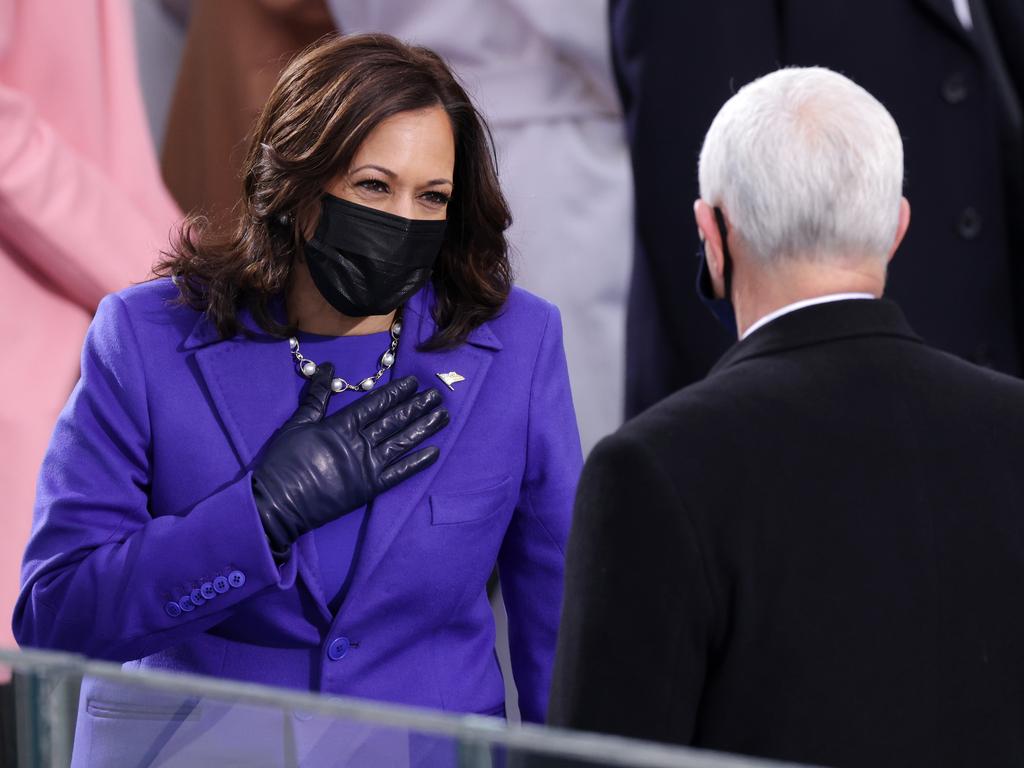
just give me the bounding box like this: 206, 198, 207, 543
14, 33, 581, 761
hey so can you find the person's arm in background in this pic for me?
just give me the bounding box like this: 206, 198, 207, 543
0, 85, 174, 314
498, 304, 582, 724
0, 0, 179, 315
611, 0, 781, 416
547, 430, 714, 744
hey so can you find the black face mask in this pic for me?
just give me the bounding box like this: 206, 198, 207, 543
303, 195, 447, 318
695, 207, 737, 336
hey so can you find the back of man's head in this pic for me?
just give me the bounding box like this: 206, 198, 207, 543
698, 67, 904, 265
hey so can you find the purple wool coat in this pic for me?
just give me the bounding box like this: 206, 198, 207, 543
14, 278, 581, 756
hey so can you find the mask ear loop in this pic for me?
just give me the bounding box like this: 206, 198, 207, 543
713, 207, 733, 302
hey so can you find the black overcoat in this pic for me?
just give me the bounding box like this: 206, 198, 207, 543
552, 299, 1024, 767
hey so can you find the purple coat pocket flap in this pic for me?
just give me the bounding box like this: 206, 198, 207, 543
429, 475, 514, 525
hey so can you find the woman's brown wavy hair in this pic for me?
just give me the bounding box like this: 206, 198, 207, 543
156, 33, 512, 349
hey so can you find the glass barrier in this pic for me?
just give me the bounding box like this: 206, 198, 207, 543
0, 648, 810, 768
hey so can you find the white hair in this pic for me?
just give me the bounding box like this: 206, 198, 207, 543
698, 67, 904, 263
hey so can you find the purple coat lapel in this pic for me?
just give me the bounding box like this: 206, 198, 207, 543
357, 288, 502, 583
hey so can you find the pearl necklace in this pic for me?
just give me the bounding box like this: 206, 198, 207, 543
288, 314, 402, 393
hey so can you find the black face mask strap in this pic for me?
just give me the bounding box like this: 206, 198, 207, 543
713, 206, 733, 302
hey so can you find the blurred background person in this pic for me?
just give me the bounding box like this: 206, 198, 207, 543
551, 66, 1024, 768
613, 0, 1024, 417
160, 0, 336, 228
0, 0, 179, 654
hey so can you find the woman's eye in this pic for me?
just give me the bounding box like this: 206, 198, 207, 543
422, 191, 451, 206
357, 179, 389, 194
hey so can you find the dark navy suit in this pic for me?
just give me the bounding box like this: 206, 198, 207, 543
613, 0, 1024, 416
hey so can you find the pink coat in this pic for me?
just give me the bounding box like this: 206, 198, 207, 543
0, 0, 180, 650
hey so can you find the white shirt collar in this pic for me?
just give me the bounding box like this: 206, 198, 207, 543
741, 293, 876, 340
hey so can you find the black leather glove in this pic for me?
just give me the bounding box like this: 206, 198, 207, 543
253, 364, 449, 559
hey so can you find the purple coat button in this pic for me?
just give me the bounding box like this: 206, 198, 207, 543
189, 588, 206, 606
327, 636, 350, 660
200, 582, 217, 600
213, 576, 229, 594
178, 595, 195, 612
164, 601, 182, 618
228, 570, 246, 589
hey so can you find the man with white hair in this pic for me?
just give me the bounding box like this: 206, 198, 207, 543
549, 67, 1024, 767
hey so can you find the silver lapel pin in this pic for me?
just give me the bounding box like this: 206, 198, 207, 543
436, 371, 466, 391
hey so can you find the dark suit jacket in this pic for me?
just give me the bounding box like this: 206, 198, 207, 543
613, 0, 1024, 417
550, 299, 1024, 767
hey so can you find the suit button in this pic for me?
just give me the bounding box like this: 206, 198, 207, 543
178, 595, 195, 613
200, 582, 217, 600
213, 576, 230, 594
958, 207, 982, 239
228, 570, 246, 589
327, 636, 350, 661
942, 72, 968, 104
189, 588, 206, 607
164, 601, 182, 618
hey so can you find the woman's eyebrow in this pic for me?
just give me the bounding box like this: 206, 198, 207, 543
350, 163, 396, 177
350, 164, 452, 186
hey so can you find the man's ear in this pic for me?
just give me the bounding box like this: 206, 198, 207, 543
887, 197, 911, 264
695, 199, 727, 299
